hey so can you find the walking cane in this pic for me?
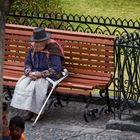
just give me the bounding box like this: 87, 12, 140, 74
32, 69, 68, 126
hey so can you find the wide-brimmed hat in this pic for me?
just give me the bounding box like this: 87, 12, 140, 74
30, 27, 51, 42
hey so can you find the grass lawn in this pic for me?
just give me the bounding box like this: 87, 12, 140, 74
61, 0, 140, 21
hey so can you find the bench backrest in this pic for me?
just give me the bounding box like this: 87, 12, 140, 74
5, 24, 115, 75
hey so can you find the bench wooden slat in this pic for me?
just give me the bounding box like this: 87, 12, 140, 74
4, 61, 24, 66
67, 68, 112, 77
6, 23, 115, 39
64, 48, 113, 56
4, 69, 23, 74
6, 24, 114, 40
3, 81, 17, 87
4, 56, 25, 62
4, 65, 24, 71
65, 64, 114, 73
5, 52, 26, 57
5, 29, 32, 36
69, 74, 111, 81
5, 45, 28, 51
5, 40, 30, 47
4, 76, 20, 81
58, 82, 93, 89
65, 58, 113, 67
5, 35, 29, 41
58, 41, 114, 49
55, 87, 90, 96
65, 53, 114, 62
52, 34, 114, 45
63, 77, 109, 86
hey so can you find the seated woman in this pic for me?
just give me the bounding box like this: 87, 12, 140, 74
10, 27, 64, 121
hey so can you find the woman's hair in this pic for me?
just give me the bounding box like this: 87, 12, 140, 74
9, 116, 25, 131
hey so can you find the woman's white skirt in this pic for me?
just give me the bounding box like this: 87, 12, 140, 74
10, 75, 50, 114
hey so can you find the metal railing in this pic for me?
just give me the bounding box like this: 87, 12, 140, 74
7, 10, 139, 36
114, 30, 140, 119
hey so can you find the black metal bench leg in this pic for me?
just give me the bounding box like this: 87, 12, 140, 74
84, 94, 99, 122
55, 94, 64, 107
105, 87, 113, 113
55, 93, 69, 107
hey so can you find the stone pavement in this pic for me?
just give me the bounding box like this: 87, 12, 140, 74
9, 101, 140, 140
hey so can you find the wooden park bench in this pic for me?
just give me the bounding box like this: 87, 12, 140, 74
4, 24, 115, 122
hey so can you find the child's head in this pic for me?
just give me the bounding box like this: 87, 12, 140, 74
9, 116, 25, 140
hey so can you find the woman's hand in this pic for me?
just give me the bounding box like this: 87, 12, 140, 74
34, 71, 42, 79
29, 72, 42, 80
29, 72, 37, 80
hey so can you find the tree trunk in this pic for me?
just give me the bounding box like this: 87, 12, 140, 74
0, 9, 5, 140
0, 0, 14, 139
